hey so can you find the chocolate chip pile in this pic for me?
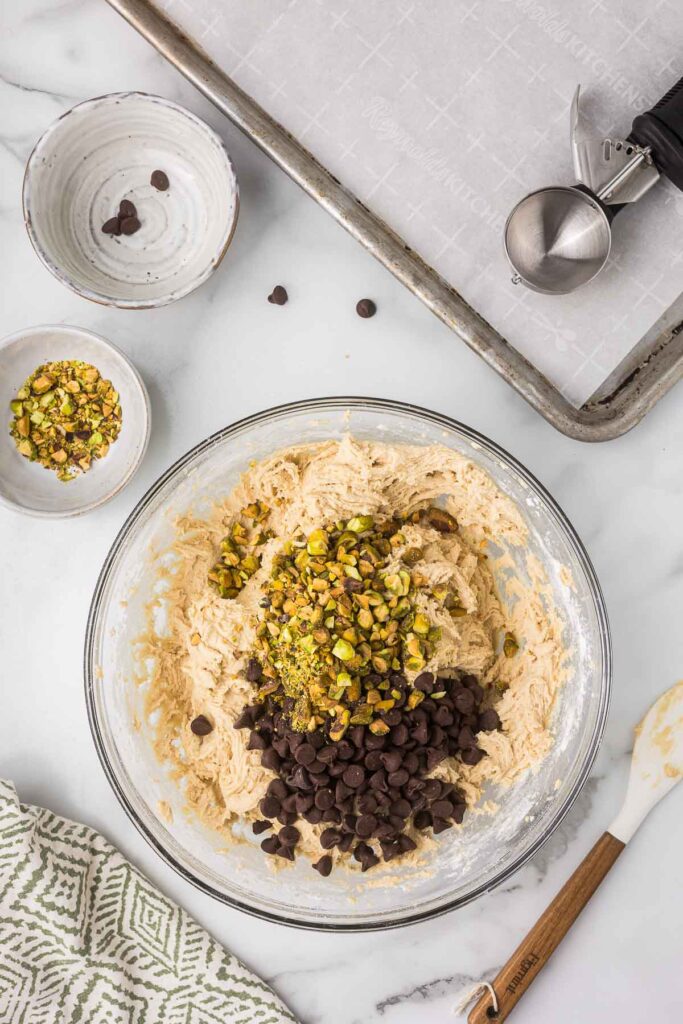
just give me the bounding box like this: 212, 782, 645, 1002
234, 667, 501, 875
102, 197, 141, 238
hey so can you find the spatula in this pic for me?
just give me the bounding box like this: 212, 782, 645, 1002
467, 681, 683, 1023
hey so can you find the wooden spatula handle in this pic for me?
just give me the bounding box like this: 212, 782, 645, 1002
468, 832, 625, 1023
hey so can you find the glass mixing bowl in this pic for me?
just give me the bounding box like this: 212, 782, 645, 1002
85, 398, 611, 930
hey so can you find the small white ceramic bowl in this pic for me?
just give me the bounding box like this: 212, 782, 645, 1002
0, 325, 150, 517
23, 93, 239, 309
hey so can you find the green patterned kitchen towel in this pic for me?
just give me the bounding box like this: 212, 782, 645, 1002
0, 779, 298, 1023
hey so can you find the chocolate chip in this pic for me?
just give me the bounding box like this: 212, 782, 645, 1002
294, 743, 316, 766
414, 672, 435, 693
383, 709, 403, 728
422, 779, 442, 800
434, 706, 454, 727
336, 833, 352, 853
336, 740, 355, 761
247, 731, 267, 750
357, 793, 378, 814
308, 759, 327, 775
375, 821, 396, 840
290, 766, 312, 790
252, 819, 271, 835
118, 198, 137, 219
478, 708, 501, 731
277, 809, 297, 826
464, 677, 485, 702
303, 807, 323, 824
190, 715, 213, 736
281, 793, 298, 813
369, 769, 388, 792
259, 796, 280, 819
390, 798, 411, 819
432, 818, 452, 834
413, 810, 432, 830
261, 748, 281, 771
452, 803, 466, 824
293, 793, 313, 814
260, 835, 279, 854
379, 750, 402, 773
398, 834, 417, 854
454, 688, 475, 714
276, 845, 295, 861
380, 840, 401, 861
426, 748, 447, 771
456, 726, 476, 749
365, 732, 386, 750
342, 764, 365, 789
349, 726, 366, 748
234, 707, 256, 730
313, 855, 332, 877
245, 658, 263, 682
150, 169, 170, 191
411, 722, 430, 745
387, 768, 409, 788
364, 750, 384, 771
120, 216, 141, 236
356, 814, 377, 838
460, 747, 485, 766
315, 788, 335, 811
390, 724, 409, 746
320, 828, 341, 850
268, 285, 288, 305
356, 298, 376, 318
101, 217, 121, 235
431, 799, 454, 819
266, 779, 288, 801
317, 745, 338, 763
279, 825, 300, 846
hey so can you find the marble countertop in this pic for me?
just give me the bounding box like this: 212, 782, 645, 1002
1, 3, 682, 1022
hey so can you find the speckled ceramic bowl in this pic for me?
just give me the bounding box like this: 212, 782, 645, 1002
0, 325, 150, 517
23, 93, 239, 308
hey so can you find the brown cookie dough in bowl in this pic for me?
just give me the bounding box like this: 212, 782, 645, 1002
85, 398, 610, 930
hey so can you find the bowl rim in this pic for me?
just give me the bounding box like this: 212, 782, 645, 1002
0, 323, 151, 518
22, 91, 240, 310
84, 396, 612, 930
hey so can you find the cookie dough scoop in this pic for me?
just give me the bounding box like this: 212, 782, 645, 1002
466, 681, 683, 1023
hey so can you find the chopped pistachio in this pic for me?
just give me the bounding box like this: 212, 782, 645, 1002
503, 632, 519, 657
8, 359, 122, 481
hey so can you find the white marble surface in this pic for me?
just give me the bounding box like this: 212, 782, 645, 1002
1, 3, 681, 1022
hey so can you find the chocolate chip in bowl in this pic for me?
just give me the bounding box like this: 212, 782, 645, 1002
85, 399, 610, 929
23, 93, 239, 309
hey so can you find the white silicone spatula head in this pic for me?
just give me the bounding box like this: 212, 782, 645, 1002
467, 682, 683, 1024
609, 680, 683, 843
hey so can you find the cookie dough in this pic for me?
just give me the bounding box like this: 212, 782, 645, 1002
139, 438, 568, 868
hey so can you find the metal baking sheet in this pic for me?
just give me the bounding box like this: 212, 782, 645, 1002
107, 0, 683, 440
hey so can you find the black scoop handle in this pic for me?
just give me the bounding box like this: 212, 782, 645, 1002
631, 75, 683, 191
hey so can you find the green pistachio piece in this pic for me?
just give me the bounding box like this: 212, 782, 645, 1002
346, 515, 374, 533
332, 639, 355, 662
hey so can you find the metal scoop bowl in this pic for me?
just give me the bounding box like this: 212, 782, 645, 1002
504, 185, 611, 295
504, 77, 683, 295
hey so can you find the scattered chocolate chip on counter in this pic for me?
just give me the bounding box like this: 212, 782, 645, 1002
356, 298, 377, 318
268, 285, 288, 305
150, 169, 170, 191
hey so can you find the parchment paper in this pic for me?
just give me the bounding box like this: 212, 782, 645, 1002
159, 0, 683, 406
